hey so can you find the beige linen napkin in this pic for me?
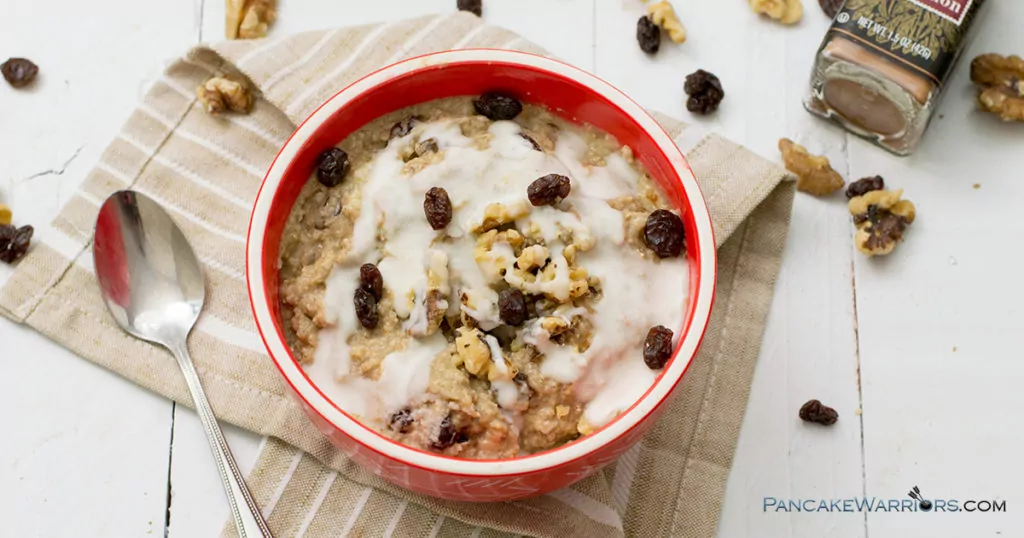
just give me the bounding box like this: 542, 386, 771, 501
0, 12, 794, 538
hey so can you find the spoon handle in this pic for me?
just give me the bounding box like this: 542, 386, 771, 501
170, 340, 273, 538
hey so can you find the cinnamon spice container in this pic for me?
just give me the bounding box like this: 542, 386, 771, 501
805, 0, 989, 155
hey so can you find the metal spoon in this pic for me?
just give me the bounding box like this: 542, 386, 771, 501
93, 190, 272, 538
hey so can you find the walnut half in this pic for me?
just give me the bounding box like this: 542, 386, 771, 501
971, 53, 1024, 122
849, 189, 916, 257
196, 75, 254, 115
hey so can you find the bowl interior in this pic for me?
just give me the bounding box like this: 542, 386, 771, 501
253, 55, 712, 466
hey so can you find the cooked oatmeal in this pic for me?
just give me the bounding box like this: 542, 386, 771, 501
278, 96, 689, 458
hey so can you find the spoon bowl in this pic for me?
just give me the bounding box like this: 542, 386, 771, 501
94, 190, 204, 344
93, 190, 271, 538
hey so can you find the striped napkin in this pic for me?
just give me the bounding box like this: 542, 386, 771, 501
0, 12, 795, 538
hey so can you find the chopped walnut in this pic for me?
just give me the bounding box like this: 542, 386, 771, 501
849, 189, 916, 257
971, 53, 1024, 122
577, 416, 596, 436
471, 201, 531, 234
476, 228, 524, 251
474, 229, 524, 283
226, 0, 277, 39
516, 245, 550, 272
539, 316, 571, 336
196, 75, 253, 114
419, 251, 451, 336
505, 251, 589, 304
0, 204, 11, 226
423, 290, 447, 335
454, 327, 498, 379
646, 1, 687, 44
779, 138, 845, 196
750, 0, 803, 25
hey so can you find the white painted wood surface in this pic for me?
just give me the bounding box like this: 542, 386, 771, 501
2, 1, 1022, 536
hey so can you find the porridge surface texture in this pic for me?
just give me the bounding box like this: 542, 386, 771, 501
278, 97, 689, 458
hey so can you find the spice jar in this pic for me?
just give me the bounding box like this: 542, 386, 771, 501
805, 0, 989, 156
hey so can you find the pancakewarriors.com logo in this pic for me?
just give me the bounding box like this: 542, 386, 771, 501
764, 486, 1007, 514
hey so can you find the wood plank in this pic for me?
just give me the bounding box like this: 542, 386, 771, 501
166, 411, 264, 538
852, 1, 1024, 535
0, 324, 174, 536
595, 3, 866, 537
0, 0, 200, 535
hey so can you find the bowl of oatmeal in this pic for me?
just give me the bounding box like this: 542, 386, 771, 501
247, 49, 716, 501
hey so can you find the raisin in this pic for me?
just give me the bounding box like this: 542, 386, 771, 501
0, 225, 33, 264
818, 0, 844, 18
498, 288, 528, 326
636, 16, 661, 55
799, 399, 839, 426
643, 209, 685, 258
473, 92, 522, 121
359, 263, 384, 300
457, 0, 482, 16
1, 58, 39, 88
519, 132, 542, 151
389, 408, 414, 433
527, 174, 571, 206
431, 414, 465, 450
684, 69, 725, 115
389, 117, 418, 139
643, 325, 674, 370
353, 289, 379, 330
846, 175, 885, 199
423, 187, 453, 230
316, 147, 350, 187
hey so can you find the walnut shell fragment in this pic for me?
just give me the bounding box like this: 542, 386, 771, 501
849, 189, 916, 257
970, 54, 1024, 122
779, 138, 845, 196
196, 75, 254, 115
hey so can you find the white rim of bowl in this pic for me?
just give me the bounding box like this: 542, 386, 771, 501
247, 49, 717, 476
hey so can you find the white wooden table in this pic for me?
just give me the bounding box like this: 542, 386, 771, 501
2, 1, 1022, 536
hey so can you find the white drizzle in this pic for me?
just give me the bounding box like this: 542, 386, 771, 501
307, 115, 689, 430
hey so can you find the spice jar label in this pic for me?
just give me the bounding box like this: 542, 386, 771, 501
908, 0, 973, 25
830, 0, 986, 87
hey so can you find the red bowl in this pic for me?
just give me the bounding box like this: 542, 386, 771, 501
246, 49, 717, 502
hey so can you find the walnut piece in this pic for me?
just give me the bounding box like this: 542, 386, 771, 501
226, 0, 277, 39
750, 0, 803, 25
471, 201, 531, 234
408, 250, 450, 337
971, 54, 1024, 122
779, 138, 845, 196
474, 229, 523, 283
516, 245, 550, 272
577, 416, 596, 436
454, 327, 494, 378
196, 75, 254, 114
849, 189, 916, 257
646, 1, 687, 44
